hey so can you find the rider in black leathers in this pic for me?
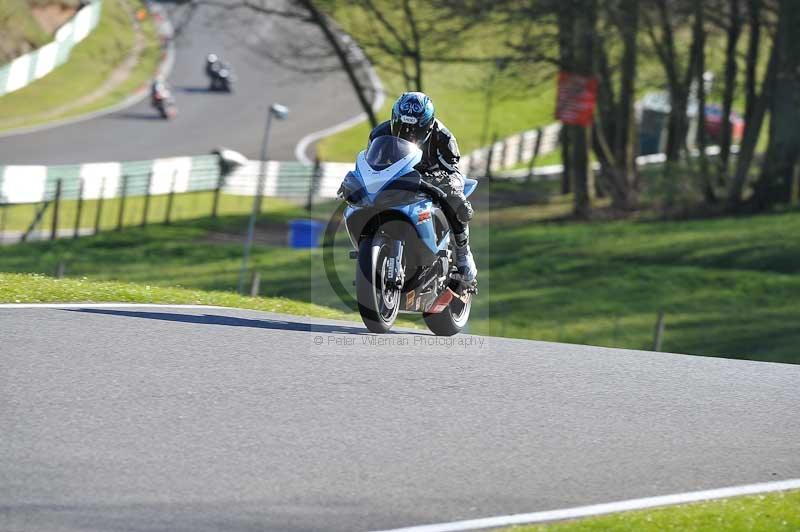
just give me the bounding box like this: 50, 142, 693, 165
367, 92, 476, 282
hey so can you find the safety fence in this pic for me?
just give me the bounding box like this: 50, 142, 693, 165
0, 0, 104, 97
0, 155, 354, 242
461, 123, 562, 177
0, 156, 352, 205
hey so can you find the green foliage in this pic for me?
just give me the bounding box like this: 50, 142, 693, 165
505, 489, 800, 531
473, 191, 800, 363
316, 2, 558, 161
0, 0, 161, 131
2, 184, 800, 363
0, 192, 293, 232
0, 0, 51, 63
0, 272, 357, 321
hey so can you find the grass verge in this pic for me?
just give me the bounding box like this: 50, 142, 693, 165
0, 0, 51, 63
0, 0, 161, 132
2, 182, 799, 363
0, 192, 291, 233
504, 489, 800, 531
0, 272, 355, 321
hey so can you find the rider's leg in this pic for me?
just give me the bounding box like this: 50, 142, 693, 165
428, 173, 477, 282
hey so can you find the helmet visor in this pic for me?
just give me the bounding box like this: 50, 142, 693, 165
391, 116, 431, 145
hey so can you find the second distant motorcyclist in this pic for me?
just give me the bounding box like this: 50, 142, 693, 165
150, 77, 176, 119
205, 53, 233, 92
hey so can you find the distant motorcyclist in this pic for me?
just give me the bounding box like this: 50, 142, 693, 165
366, 92, 477, 282
205, 53, 220, 77
150, 77, 175, 119
150, 78, 170, 104
205, 53, 233, 92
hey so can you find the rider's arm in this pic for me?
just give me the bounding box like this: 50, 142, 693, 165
434, 126, 463, 178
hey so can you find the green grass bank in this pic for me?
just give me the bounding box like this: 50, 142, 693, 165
2, 182, 798, 363
0, 0, 161, 132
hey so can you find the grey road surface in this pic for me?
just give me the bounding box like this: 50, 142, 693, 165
0, 1, 367, 165
1, 305, 799, 532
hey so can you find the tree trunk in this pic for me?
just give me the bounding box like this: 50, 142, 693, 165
561, 128, 573, 194
744, 0, 762, 126
693, 0, 715, 204
612, 0, 639, 209
753, 0, 800, 209
299, 0, 378, 128
718, 0, 741, 183
557, 2, 575, 197
727, 40, 777, 208
569, 0, 596, 218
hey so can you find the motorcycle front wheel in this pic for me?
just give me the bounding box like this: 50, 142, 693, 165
356, 235, 400, 333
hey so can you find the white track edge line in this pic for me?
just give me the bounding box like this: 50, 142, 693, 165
370, 478, 800, 532
0, 303, 228, 310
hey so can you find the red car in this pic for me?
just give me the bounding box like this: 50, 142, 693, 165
704, 103, 744, 144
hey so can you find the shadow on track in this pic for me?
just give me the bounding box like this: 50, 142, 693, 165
176, 86, 221, 94
111, 112, 165, 121
63, 308, 376, 335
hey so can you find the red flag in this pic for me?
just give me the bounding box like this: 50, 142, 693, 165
556, 72, 598, 127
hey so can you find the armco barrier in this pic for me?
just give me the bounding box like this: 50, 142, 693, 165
0, 1, 104, 97
460, 122, 562, 175
0, 156, 353, 206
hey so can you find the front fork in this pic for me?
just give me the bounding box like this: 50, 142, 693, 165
385, 239, 405, 290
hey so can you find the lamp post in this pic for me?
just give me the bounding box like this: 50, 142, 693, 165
238, 103, 289, 294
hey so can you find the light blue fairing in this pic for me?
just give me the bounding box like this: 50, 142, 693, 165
464, 178, 478, 198
389, 199, 448, 255
344, 136, 477, 256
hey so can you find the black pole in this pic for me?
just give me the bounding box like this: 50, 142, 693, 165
306, 158, 321, 212
74, 179, 84, 238
94, 177, 105, 235
239, 109, 275, 293
50, 179, 62, 241
141, 172, 152, 227
212, 172, 224, 219
526, 128, 544, 183
165, 171, 177, 225
116, 175, 128, 231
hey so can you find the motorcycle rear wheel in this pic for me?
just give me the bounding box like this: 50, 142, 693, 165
423, 292, 471, 336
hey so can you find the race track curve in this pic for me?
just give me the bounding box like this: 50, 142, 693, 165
2, 304, 798, 532
0, 1, 369, 165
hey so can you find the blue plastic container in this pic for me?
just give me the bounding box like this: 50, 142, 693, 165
288, 219, 325, 248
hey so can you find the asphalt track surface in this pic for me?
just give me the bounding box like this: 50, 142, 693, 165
0, 1, 365, 165
2, 304, 799, 532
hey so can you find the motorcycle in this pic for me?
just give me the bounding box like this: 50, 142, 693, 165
152, 90, 177, 119
339, 135, 478, 335
208, 62, 234, 92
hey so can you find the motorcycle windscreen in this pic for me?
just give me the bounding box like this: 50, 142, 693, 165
366, 135, 418, 171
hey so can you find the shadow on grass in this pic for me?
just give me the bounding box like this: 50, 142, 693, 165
64, 308, 374, 335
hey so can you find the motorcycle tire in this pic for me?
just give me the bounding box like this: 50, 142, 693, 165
356, 235, 399, 333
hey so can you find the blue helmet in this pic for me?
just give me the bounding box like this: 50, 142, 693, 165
391, 92, 435, 144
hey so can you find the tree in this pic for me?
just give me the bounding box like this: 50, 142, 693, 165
592, 0, 640, 210
752, 0, 800, 208
188, 0, 380, 127
717, 0, 742, 182
643, 0, 697, 164
564, 0, 597, 218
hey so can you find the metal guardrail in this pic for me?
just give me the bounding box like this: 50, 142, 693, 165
0, 1, 104, 97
